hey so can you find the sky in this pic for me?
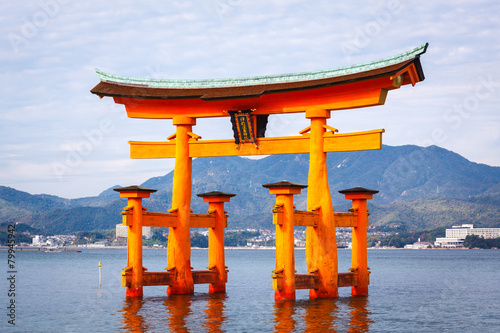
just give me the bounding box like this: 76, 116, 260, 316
1, 0, 499, 199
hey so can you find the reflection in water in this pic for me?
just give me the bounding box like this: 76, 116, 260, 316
348, 297, 372, 333
273, 296, 372, 332
163, 294, 194, 332
121, 298, 148, 332
273, 300, 297, 332
303, 299, 339, 332
121, 293, 227, 332
121, 293, 370, 332
204, 293, 227, 333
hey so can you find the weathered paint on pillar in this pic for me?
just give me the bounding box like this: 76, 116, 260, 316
305, 108, 338, 298
339, 187, 378, 296
114, 186, 157, 298
167, 116, 196, 294
197, 191, 236, 293
263, 181, 307, 301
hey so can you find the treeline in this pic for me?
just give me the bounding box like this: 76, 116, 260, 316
224, 230, 260, 247
463, 235, 500, 249
0, 223, 41, 246
73, 231, 109, 245
367, 227, 446, 248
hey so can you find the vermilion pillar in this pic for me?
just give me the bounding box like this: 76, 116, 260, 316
339, 187, 378, 296
263, 181, 307, 301
305, 108, 338, 298
114, 185, 157, 297
197, 191, 236, 293
168, 116, 196, 294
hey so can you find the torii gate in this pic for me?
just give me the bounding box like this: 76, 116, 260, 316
92, 43, 428, 300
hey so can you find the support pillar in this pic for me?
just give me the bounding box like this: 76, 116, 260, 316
339, 187, 378, 296
168, 116, 197, 294
114, 185, 157, 297
197, 191, 236, 293
305, 108, 338, 298
263, 181, 307, 301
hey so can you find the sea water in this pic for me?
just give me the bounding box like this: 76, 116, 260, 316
2, 248, 499, 332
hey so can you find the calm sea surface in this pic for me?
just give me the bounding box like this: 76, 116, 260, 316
2, 248, 499, 332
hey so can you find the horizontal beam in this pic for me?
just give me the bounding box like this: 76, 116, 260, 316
122, 270, 220, 287
129, 129, 384, 159
273, 272, 361, 290
192, 270, 216, 284
295, 274, 319, 289
334, 212, 358, 227
114, 82, 394, 119
122, 212, 178, 227
122, 271, 174, 287
294, 210, 319, 227
338, 272, 358, 288
143, 212, 177, 227
190, 214, 216, 228
272, 210, 319, 226
271, 210, 357, 227
122, 212, 226, 228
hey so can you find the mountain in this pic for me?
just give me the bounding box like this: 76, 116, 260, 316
1, 145, 499, 234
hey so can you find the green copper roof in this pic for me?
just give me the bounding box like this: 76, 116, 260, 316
96, 43, 428, 89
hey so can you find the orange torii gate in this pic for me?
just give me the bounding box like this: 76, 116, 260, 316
91, 43, 428, 300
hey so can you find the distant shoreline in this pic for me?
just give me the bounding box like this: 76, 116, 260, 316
2, 245, 491, 252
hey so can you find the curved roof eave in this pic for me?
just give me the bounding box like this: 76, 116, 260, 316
91, 43, 428, 101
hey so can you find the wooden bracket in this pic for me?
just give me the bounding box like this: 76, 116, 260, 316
323, 124, 339, 133
272, 267, 284, 274
299, 126, 311, 135
390, 63, 419, 86
187, 131, 202, 140
122, 205, 134, 212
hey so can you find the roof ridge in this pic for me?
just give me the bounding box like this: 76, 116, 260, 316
95, 43, 428, 89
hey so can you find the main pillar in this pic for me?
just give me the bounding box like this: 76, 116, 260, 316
167, 116, 196, 294
114, 185, 157, 297
197, 191, 236, 293
339, 187, 378, 296
305, 108, 338, 298
263, 181, 307, 301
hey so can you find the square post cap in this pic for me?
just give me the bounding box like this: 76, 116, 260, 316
262, 181, 307, 195
114, 185, 157, 198
339, 187, 378, 200
197, 190, 236, 203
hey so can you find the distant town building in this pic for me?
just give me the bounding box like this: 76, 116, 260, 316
404, 241, 433, 249
115, 224, 153, 239
404, 237, 433, 249
31, 235, 76, 247
32, 235, 45, 246
435, 224, 500, 248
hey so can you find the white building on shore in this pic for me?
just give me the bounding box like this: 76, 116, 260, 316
435, 224, 500, 248
404, 238, 433, 249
